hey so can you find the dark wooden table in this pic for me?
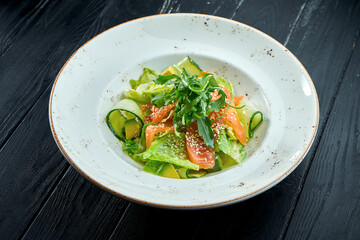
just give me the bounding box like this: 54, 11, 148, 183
1, 0, 359, 239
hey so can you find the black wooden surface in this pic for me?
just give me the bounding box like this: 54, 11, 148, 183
0, 0, 359, 239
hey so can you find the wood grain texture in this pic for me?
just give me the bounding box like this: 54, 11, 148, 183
284, 33, 360, 240
0, 86, 68, 240
22, 167, 129, 240
0, 0, 47, 57
176, 0, 306, 43
0, 0, 112, 239
0, 0, 110, 148
109, 204, 207, 240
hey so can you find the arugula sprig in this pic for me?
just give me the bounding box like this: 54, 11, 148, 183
151, 69, 226, 148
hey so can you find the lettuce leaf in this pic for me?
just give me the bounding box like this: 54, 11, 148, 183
216, 132, 246, 163
130, 68, 159, 89
135, 133, 199, 170
123, 82, 173, 104
143, 160, 164, 174
125, 68, 172, 104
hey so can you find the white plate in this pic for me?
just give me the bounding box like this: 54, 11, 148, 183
49, 14, 319, 208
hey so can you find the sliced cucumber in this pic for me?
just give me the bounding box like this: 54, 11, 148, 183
160, 56, 203, 78
111, 99, 142, 119
249, 111, 263, 138
107, 110, 127, 140
106, 99, 144, 142
207, 155, 223, 173
187, 169, 207, 178
236, 103, 263, 138
176, 56, 203, 75
176, 168, 208, 178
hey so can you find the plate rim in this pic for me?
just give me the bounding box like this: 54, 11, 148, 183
48, 13, 319, 209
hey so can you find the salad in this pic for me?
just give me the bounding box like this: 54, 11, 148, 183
106, 57, 263, 179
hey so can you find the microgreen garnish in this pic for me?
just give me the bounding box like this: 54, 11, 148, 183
151, 69, 227, 148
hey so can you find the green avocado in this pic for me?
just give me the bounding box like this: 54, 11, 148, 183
124, 119, 142, 140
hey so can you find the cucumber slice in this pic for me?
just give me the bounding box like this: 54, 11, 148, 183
106, 99, 144, 142
160, 56, 202, 77
176, 168, 208, 178
107, 110, 127, 140
236, 103, 263, 138
207, 155, 223, 173
111, 99, 142, 119
175, 56, 203, 75
187, 169, 207, 178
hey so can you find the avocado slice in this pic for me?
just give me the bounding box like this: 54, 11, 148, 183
143, 161, 180, 179
158, 163, 180, 179
161, 65, 180, 76
124, 119, 142, 140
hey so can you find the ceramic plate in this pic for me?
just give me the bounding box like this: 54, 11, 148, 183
49, 14, 319, 208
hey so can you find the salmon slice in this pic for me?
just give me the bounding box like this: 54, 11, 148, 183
145, 121, 174, 149
210, 85, 247, 145
185, 123, 216, 169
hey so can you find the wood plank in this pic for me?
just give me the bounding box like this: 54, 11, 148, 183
284, 33, 360, 239
0, 0, 46, 57
0, 0, 115, 238
109, 204, 207, 240
109, 0, 360, 239
22, 167, 129, 240
176, 0, 306, 44
0, 0, 110, 148
0, 87, 68, 240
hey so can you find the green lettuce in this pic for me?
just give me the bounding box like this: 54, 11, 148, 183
123, 82, 173, 104
216, 132, 246, 163
123, 68, 173, 104
135, 133, 199, 170
130, 68, 159, 89
143, 160, 164, 174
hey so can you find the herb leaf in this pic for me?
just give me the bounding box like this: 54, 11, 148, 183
196, 116, 214, 148
210, 96, 225, 112
153, 74, 180, 85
